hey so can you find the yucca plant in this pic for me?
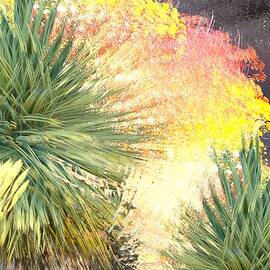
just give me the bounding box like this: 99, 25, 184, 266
0, 0, 146, 268
165, 138, 270, 270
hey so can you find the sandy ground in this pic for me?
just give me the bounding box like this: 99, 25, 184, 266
126, 156, 215, 269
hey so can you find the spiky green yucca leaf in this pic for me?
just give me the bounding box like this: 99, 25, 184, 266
165, 139, 270, 270
0, 0, 146, 268
0, 160, 29, 220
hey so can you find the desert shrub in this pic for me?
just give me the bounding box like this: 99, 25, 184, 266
164, 138, 270, 269
0, 0, 148, 268
44, 2, 270, 159
154, 15, 270, 158
34, 1, 270, 154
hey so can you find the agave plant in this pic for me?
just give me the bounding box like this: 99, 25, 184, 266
0, 0, 146, 268
165, 139, 270, 270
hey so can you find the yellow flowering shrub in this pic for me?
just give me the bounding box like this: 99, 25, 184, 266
169, 76, 270, 156
78, 0, 185, 37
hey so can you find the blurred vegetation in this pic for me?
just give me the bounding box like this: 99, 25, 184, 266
164, 139, 270, 269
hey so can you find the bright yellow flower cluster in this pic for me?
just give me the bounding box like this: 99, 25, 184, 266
167, 72, 270, 160
1, 0, 185, 38
86, 0, 185, 37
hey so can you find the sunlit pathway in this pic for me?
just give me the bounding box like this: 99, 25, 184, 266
127, 157, 214, 269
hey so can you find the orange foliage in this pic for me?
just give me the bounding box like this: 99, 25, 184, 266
33, 3, 270, 155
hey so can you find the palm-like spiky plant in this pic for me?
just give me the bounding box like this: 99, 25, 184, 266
0, 0, 146, 268
165, 139, 270, 270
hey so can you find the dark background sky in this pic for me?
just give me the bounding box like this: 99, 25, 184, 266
172, 0, 270, 97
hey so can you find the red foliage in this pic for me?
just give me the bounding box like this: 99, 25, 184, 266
182, 14, 266, 82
